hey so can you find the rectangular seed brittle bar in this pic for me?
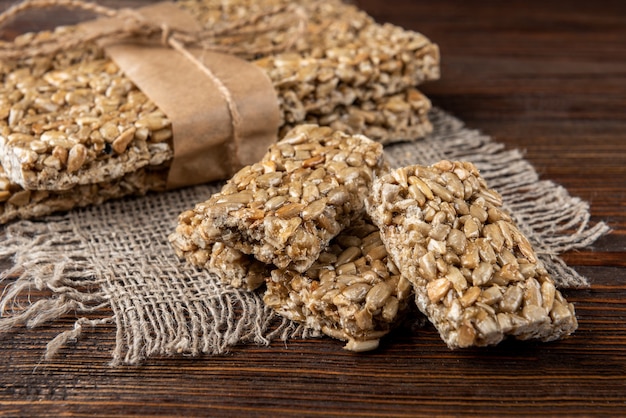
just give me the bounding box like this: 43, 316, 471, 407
264, 218, 413, 352
281, 89, 433, 145
366, 160, 578, 348
0, 163, 166, 224
170, 214, 413, 351
0, 53, 174, 191
169, 124, 385, 273
180, 0, 440, 125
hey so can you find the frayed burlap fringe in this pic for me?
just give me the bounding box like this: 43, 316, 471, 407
0, 108, 610, 365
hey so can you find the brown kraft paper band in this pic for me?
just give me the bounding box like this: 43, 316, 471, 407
80, 2, 281, 189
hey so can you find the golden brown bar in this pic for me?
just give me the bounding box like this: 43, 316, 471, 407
366, 161, 578, 348
169, 124, 386, 273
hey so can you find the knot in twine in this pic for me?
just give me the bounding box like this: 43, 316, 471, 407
0, 0, 308, 60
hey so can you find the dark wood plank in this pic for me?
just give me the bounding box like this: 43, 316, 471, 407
356, 0, 626, 254
1, 0, 626, 416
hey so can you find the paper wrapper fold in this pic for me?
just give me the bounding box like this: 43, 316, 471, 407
82, 2, 280, 189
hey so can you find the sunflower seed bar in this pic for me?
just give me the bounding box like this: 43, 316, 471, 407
0, 163, 166, 224
181, 0, 440, 125
0, 51, 174, 191
264, 218, 413, 352
282, 89, 432, 145
169, 124, 385, 273
366, 160, 578, 348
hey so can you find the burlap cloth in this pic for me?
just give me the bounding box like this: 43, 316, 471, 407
0, 108, 610, 365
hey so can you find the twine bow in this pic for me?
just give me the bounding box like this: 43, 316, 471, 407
0, 0, 308, 60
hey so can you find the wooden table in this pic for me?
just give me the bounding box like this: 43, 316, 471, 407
1, 0, 625, 416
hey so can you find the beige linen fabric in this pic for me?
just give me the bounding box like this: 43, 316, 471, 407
0, 109, 609, 365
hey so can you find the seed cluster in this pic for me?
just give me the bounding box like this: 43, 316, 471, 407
169, 124, 386, 273
265, 218, 412, 352
366, 161, 578, 348
0, 56, 173, 191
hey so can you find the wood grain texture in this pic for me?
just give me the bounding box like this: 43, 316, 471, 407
1, 0, 625, 416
